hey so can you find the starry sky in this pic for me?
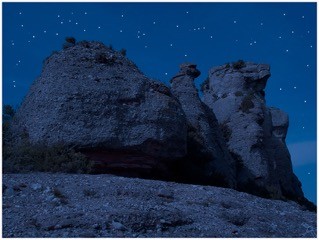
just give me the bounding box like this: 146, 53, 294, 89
3, 2, 317, 203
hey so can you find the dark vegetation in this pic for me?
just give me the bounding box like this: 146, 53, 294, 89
94, 52, 116, 65
232, 60, 246, 70
119, 48, 127, 56
200, 77, 209, 92
63, 37, 76, 49
3, 105, 93, 174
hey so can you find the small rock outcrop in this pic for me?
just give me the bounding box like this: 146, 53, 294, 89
11, 41, 188, 175
202, 61, 304, 202
170, 63, 236, 187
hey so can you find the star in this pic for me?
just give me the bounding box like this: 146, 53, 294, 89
11, 42, 15, 46
291, 30, 294, 34
186, 11, 189, 14
165, 72, 168, 75
283, 13, 286, 16
184, 54, 187, 57
170, 43, 173, 47
69, 20, 71, 22
145, 45, 148, 48
304, 100, 307, 103
260, 22, 264, 26
153, 21, 156, 24
60, 21, 64, 24
278, 36, 282, 39
120, 30, 123, 33
43, 30, 47, 33
75, 22, 78, 25
56, 33, 59, 35
19, 12, 22, 15
294, 86, 297, 89
83, 29, 86, 32
84, 12, 87, 15
21, 24, 24, 27
57, 14, 60, 18
176, 25, 179, 28
306, 64, 310, 67
142, 33, 145, 36
210, 36, 213, 39
233, 20, 237, 23
308, 172, 311, 175
310, 45, 313, 48
121, 14, 124, 17
249, 43, 253, 46
285, 49, 289, 52
203, 26, 206, 29
13, 85, 16, 88
254, 41, 257, 44
98, 26, 101, 29
302, 16, 305, 18
279, 88, 282, 91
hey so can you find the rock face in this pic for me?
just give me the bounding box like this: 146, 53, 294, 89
170, 63, 236, 188
11, 41, 187, 175
3, 173, 316, 238
202, 61, 304, 201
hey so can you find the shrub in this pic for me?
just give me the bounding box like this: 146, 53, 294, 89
119, 48, 127, 56
239, 93, 255, 113
232, 60, 246, 70
3, 138, 93, 174
225, 63, 231, 68
65, 37, 76, 44
95, 53, 116, 65
3, 105, 15, 118
200, 77, 210, 92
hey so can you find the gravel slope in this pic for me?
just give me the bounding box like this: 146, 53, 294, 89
3, 173, 316, 238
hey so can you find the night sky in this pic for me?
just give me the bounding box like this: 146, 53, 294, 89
3, 2, 317, 203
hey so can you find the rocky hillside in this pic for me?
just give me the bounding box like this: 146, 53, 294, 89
3, 173, 317, 238
6, 40, 315, 211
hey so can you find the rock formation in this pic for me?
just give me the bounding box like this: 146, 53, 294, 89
8, 41, 314, 210
11, 41, 188, 176
170, 63, 236, 188
202, 61, 304, 202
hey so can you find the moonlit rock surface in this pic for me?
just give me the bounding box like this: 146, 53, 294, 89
170, 63, 236, 188
11, 41, 187, 161
202, 61, 305, 202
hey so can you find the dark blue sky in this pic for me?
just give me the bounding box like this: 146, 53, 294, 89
3, 2, 316, 203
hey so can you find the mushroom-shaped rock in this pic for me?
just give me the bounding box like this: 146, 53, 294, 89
10, 41, 188, 176
202, 61, 305, 203
170, 63, 236, 188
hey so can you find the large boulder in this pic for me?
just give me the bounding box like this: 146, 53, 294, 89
170, 63, 236, 188
10, 41, 187, 175
202, 61, 305, 202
